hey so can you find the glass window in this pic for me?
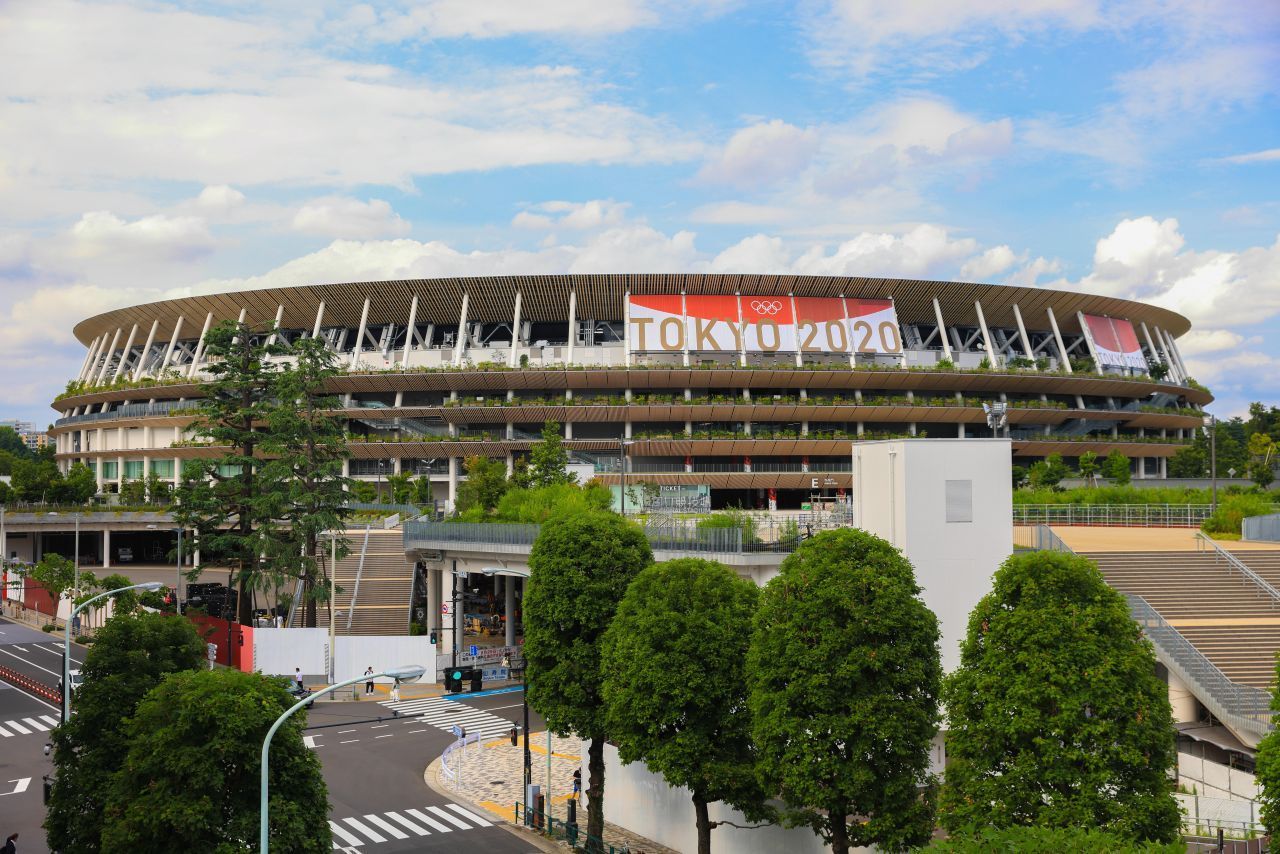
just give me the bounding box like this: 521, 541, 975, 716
123, 460, 144, 479
149, 459, 174, 478
102, 461, 118, 479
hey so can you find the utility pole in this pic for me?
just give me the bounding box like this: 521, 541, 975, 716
451, 559, 459, 671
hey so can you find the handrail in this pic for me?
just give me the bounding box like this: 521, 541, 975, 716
1194, 532, 1280, 608
1125, 592, 1272, 739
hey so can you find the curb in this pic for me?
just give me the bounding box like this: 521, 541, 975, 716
424, 755, 561, 854
0, 662, 62, 704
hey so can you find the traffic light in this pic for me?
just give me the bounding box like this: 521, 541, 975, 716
446, 669, 464, 693
430, 630, 438, 645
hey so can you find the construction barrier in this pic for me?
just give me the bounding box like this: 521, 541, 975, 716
0, 662, 62, 705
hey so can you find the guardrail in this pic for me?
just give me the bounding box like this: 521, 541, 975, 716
1126, 593, 1272, 737
440, 731, 483, 783
1012, 524, 1071, 552
1244, 513, 1280, 542
404, 519, 810, 555
1013, 504, 1213, 527
0, 663, 62, 705
1194, 532, 1280, 609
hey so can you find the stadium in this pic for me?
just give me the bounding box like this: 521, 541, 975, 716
50, 274, 1207, 510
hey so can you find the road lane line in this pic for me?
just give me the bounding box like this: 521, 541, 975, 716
426, 805, 471, 830
0, 724, 13, 737
338, 728, 356, 733
384, 812, 430, 836
39, 715, 59, 726
478, 703, 524, 711
361, 815, 408, 840
5, 720, 31, 735
327, 821, 363, 847
374, 734, 392, 739
303, 736, 316, 748
341, 817, 386, 843
339, 739, 359, 744
370, 724, 388, 729
21, 717, 49, 731
405, 809, 452, 833
10, 646, 27, 652
408, 729, 426, 733
32, 645, 63, 657
0, 646, 61, 677
445, 804, 493, 827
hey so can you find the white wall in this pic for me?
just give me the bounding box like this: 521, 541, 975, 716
596, 742, 856, 854
249, 629, 436, 685
852, 439, 1012, 671
251, 627, 328, 677
336, 635, 436, 685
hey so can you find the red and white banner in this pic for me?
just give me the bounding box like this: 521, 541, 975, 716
628, 295, 902, 355
1082, 314, 1146, 370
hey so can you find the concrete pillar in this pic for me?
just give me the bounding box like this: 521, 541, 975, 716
973, 300, 996, 365
447, 457, 459, 511
566, 289, 577, 366
112, 323, 139, 382
1168, 670, 1198, 723
160, 315, 185, 378
350, 297, 371, 369
103, 528, 111, 569
96, 327, 123, 385
132, 319, 159, 381
187, 312, 214, 379
453, 293, 470, 367
932, 298, 952, 362
426, 565, 439, 649
505, 577, 516, 647
402, 293, 419, 369
508, 291, 523, 368
1046, 307, 1071, 373
1075, 311, 1104, 373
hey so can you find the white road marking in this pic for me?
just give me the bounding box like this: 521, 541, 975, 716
10, 646, 27, 652
445, 803, 493, 827
303, 736, 317, 748
0, 646, 61, 677
39, 715, 58, 726
370, 724, 388, 729
0, 725, 12, 737
361, 814, 408, 840
339, 739, 358, 744
0, 778, 31, 797
384, 811, 430, 836
21, 717, 48, 731
341, 817, 386, 843
5, 720, 31, 735
327, 821, 363, 847
374, 734, 392, 739
408, 729, 426, 733
405, 808, 452, 833
426, 805, 471, 830
338, 728, 356, 733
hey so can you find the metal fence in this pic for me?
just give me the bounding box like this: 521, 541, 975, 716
1126, 593, 1273, 736
1013, 504, 1213, 527
1244, 513, 1280, 542
404, 519, 807, 554
1012, 525, 1071, 552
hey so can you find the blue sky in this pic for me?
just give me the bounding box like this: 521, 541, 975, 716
0, 0, 1277, 424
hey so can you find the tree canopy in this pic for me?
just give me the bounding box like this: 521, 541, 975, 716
526, 420, 574, 488
46, 613, 205, 853
940, 550, 1179, 842
1103, 449, 1132, 485
455, 455, 510, 514
100, 668, 329, 852
601, 558, 766, 854
524, 509, 652, 848
747, 528, 941, 854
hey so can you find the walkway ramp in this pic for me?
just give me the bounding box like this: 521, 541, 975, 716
314, 529, 416, 636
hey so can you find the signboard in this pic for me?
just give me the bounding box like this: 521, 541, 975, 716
628, 295, 902, 355
469, 644, 478, 657
441, 602, 451, 616
1082, 314, 1146, 370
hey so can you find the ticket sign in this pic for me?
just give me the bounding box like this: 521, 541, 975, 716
1082, 314, 1146, 370
628, 295, 902, 355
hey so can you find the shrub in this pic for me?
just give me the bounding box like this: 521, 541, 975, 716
42, 624, 58, 632
1202, 493, 1277, 534
697, 507, 758, 543
926, 826, 1185, 853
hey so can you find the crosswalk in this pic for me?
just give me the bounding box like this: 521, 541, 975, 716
329, 803, 492, 849
0, 714, 59, 737
376, 696, 515, 741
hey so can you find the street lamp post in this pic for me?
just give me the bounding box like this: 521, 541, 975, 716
63, 581, 162, 723
260, 664, 426, 853
479, 567, 533, 819
618, 438, 633, 516
146, 524, 184, 614
1203, 415, 1218, 511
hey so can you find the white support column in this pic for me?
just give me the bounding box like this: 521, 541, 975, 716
1075, 311, 1104, 373
266, 304, 285, 346
187, 312, 215, 379
566, 290, 577, 365
973, 301, 996, 365
508, 291, 523, 368
1161, 328, 1191, 381
1045, 307, 1072, 373
426, 566, 439, 648
447, 456, 459, 510
85, 334, 108, 382
236, 307, 247, 327
102, 528, 111, 569
932, 297, 953, 362
132, 319, 160, 381
1011, 303, 1035, 361
791, 294, 803, 367
1139, 322, 1162, 372
160, 316, 185, 379
623, 290, 632, 368
312, 301, 326, 339
453, 293, 469, 367
350, 297, 371, 369
96, 327, 123, 384
77, 335, 101, 382
401, 293, 419, 369
112, 324, 139, 382
681, 291, 690, 368
173, 454, 182, 490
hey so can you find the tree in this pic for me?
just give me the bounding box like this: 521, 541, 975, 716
10, 457, 61, 502
455, 455, 510, 514
1027, 453, 1069, 490
99, 668, 329, 852
625, 479, 660, 511
1248, 432, 1276, 488
98, 573, 140, 616
1011, 465, 1027, 490
173, 321, 291, 625
1103, 449, 1132, 485
602, 558, 766, 854
25, 553, 81, 604
747, 529, 941, 853
940, 550, 1179, 842
1077, 451, 1100, 487
1254, 655, 1280, 836
527, 420, 574, 488
59, 462, 99, 504
45, 613, 205, 853
386, 471, 415, 504
119, 478, 146, 505
267, 335, 352, 628
524, 510, 653, 849
0, 426, 31, 459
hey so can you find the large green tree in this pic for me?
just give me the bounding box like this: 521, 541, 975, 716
100, 668, 329, 852
0, 426, 31, 458
1103, 449, 1133, 485
1254, 657, 1280, 836
173, 321, 291, 624
940, 550, 1179, 842
527, 420, 574, 488
601, 558, 767, 854
268, 335, 352, 627
45, 613, 205, 853
455, 454, 510, 515
747, 529, 941, 854
523, 509, 653, 849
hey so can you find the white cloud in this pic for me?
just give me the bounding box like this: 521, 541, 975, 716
68, 211, 215, 260
1178, 329, 1245, 356
1220, 148, 1280, 165
709, 234, 792, 273
195, 185, 246, 214
960, 245, 1017, 280
512, 211, 555, 229
292, 198, 411, 238
696, 120, 821, 188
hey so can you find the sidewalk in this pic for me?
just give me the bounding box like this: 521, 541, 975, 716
429, 729, 677, 854
304, 679, 525, 701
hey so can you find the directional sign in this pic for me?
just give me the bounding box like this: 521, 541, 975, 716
451, 724, 463, 739
469, 644, 478, 657
0, 778, 31, 797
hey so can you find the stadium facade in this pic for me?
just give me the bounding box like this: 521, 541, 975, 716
51, 275, 1208, 510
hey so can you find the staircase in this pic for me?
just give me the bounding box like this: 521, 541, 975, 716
1085, 550, 1280, 690
314, 528, 416, 636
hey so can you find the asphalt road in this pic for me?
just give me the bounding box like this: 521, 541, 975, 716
0, 614, 547, 852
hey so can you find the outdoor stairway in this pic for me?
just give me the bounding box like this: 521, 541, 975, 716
312, 528, 416, 636
1084, 550, 1280, 691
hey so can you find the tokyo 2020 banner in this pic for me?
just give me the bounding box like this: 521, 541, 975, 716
627, 295, 903, 355
1082, 314, 1147, 370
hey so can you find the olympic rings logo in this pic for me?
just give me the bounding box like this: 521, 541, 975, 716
749, 300, 783, 315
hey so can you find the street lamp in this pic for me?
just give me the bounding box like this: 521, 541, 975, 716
63, 581, 162, 723
376, 460, 387, 500
146, 524, 183, 615
260, 664, 426, 853
47, 511, 81, 572
1203, 415, 1217, 511
618, 438, 634, 516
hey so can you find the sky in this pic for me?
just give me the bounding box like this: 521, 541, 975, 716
1, 0, 1278, 425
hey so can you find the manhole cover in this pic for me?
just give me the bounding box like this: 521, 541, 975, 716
490, 780, 505, 785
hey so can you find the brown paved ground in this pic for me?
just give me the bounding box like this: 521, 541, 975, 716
1051, 527, 1280, 552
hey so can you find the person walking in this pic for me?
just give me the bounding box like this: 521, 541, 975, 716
389, 680, 401, 703
294, 668, 304, 693
364, 666, 375, 695
2, 832, 17, 854
572, 768, 581, 800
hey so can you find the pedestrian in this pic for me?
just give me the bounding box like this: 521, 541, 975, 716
572, 768, 581, 799
1, 832, 17, 854
364, 666, 375, 695
390, 680, 401, 703
294, 668, 304, 693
